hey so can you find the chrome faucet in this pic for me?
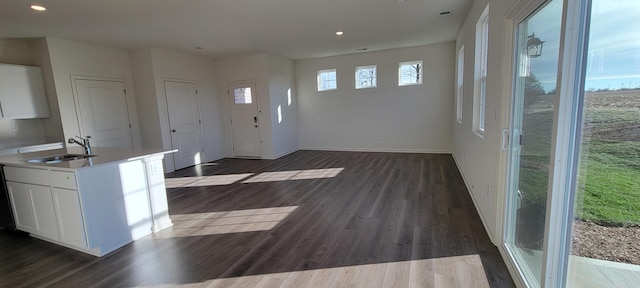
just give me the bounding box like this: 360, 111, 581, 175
68, 136, 92, 155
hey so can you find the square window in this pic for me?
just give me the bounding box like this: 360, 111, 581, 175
398, 61, 423, 86
317, 69, 337, 91
234, 87, 252, 104
355, 65, 377, 89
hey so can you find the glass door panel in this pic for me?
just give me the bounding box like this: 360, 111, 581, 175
566, 0, 640, 286
505, 0, 563, 286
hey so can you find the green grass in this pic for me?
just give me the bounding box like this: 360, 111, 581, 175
517, 103, 640, 227
575, 140, 640, 226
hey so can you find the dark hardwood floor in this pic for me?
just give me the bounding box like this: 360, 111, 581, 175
0, 151, 515, 287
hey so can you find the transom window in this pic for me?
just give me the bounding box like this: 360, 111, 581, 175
355, 65, 377, 89
398, 60, 423, 86
317, 69, 337, 91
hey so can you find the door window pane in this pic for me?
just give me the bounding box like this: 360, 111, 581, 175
234, 87, 252, 104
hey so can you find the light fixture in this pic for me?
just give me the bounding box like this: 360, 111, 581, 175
527, 33, 545, 58
336, 31, 344, 36
30, 5, 46, 11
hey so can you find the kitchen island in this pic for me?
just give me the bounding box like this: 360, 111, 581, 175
0, 147, 176, 257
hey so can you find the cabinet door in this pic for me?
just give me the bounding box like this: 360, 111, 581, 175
51, 188, 87, 248
6, 181, 36, 233
0, 64, 50, 118
29, 185, 59, 240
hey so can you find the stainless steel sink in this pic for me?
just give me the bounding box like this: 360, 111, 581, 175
26, 154, 96, 164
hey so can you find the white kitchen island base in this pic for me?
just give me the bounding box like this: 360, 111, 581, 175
0, 147, 176, 257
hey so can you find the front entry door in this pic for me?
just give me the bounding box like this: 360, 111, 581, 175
164, 81, 204, 170
228, 82, 260, 158
74, 79, 133, 148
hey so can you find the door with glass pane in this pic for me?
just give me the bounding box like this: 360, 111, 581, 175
228, 82, 261, 158
505, 0, 563, 286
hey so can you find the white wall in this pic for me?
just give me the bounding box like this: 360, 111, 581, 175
29, 38, 64, 141
215, 53, 274, 158
0, 39, 50, 143
295, 43, 455, 153
131, 47, 227, 171
453, 0, 517, 245
46, 38, 143, 149
268, 54, 298, 158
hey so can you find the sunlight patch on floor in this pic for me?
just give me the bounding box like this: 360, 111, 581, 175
150, 206, 298, 238
131, 255, 490, 288
242, 168, 344, 183
165, 173, 254, 188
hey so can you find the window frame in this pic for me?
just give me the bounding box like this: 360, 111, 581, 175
456, 46, 465, 124
317, 69, 337, 91
355, 65, 377, 89
398, 60, 423, 86
473, 5, 490, 136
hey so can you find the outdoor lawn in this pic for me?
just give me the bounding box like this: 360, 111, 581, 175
516, 89, 640, 259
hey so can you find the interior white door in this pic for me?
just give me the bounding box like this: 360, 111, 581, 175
74, 79, 133, 149
164, 81, 203, 170
228, 82, 260, 158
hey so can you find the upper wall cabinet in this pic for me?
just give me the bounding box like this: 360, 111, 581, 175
0, 64, 50, 119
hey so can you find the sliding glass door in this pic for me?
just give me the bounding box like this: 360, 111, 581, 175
504, 0, 563, 286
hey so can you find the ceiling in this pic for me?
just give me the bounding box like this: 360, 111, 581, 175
0, 0, 472, 60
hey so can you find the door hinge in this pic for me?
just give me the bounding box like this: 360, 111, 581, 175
124, 89, 127, 95
519, 134, 524, 146
230, 119, 232, 123
232, 146, 235, 151
195, 90, 198, 95
199, 119, 201, 124
129, 123, 132, 129
227, 90, 229, 95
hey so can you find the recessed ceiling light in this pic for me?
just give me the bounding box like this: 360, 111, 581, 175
336, 31, 344, 36
30, 5, 46, 11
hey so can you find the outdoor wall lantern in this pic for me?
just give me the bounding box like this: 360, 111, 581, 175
527, 33, 545, 58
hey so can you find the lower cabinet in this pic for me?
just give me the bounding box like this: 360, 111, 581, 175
29, 184, 59, 240
51, 188, 86, 248
7, 181, 37, 233
5, 168, 87, 249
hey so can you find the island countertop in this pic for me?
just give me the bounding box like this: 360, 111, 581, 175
0, 147, 177, 171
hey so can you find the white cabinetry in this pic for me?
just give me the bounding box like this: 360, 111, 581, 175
29, 184, 59, 240
6, 181, 59, 239
6, 181, 37, 233
51, 188, 86, 248
4, 166, 87, 249
0, 63, 50, 119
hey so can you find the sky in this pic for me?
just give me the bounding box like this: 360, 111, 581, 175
526, 0, 640, 92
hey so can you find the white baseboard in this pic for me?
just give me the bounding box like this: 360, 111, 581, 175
206, 153, 229, 163
451, 152, 495, 245
263, 148, 299, 160
299, 146, 452, 154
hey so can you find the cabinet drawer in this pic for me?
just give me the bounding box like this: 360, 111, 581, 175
3, 166, 48, 186
48, 171, 77, 189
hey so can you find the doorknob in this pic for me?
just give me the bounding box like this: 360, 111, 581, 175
172, 129, 176, 133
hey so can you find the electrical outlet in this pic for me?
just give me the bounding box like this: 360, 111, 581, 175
11, 123, 18, 131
